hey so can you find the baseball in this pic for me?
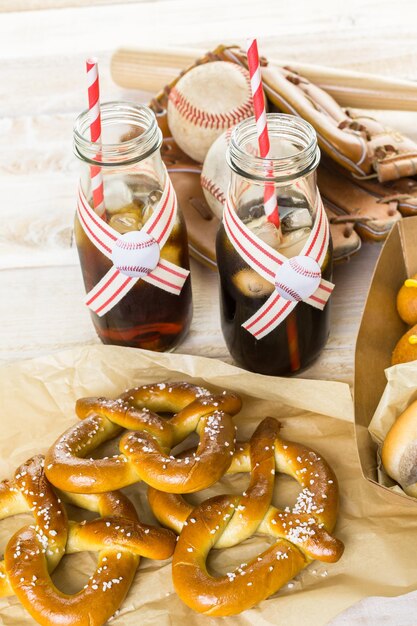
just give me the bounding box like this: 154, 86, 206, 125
201, 128, 262, 220
111, 230, 160, 278
167, 62, 253, 163
274, 255, 321, 302
201, 129, 232, 219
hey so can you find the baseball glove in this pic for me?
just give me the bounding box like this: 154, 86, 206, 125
149, 45, 417, 267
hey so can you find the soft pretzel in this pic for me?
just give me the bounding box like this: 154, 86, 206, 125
148, 417, 344, 616
45, 382, 241, 494
0, 455, 68, 597
1, 456, 176, 625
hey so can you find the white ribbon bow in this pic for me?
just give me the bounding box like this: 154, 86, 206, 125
223, 190, 334, 339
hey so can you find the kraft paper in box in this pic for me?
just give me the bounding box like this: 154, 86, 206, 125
354, 217, 417, 502
368, 360, 417, 498
1, 345, 417, 626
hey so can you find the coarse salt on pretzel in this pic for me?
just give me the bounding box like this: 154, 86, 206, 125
0, 455, 68, 598
45, 382, 241, 494
0, 455, 176, 625
148, 417, 344, 615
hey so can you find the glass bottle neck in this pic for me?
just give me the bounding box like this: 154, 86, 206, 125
73, 102, 162, 167
228, 113, 320, 225
227, 115, 321, 257
230, 169, 319, 213
227, 113, 320, 183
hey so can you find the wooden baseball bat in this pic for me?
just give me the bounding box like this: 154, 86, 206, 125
111, 46, 417, 111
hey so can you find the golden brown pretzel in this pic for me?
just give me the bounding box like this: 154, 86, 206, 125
148, 417, 344, 615
45, 382, 241, 494
6, 493, 176, 626
0, 455, 176, 625
0, 455, 68, 597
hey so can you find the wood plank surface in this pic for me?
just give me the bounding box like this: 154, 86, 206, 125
0, 0, 144, 11
0, 0, 415, 388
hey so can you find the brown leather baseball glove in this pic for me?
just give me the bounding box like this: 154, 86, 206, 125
149, 45, 417, 268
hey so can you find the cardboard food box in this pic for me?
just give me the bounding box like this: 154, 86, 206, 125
354, 216, 417, 504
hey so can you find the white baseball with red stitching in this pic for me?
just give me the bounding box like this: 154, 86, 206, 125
111, 231, 160, 278
167, 62, 253, 163
274, 256, 322, 302
201, 129, 232, 219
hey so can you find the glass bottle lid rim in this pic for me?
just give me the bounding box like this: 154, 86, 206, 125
73, 101, 162, 166
227, 113, 319, 183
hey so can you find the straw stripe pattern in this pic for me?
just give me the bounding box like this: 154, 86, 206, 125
246, 39, 280, 228
86, 58, 105, 217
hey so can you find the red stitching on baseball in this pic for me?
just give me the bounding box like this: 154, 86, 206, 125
169, 68, 254, 131
289, 258, 321, 279
201, 174, 226, 205
235, 62, 253, 90
274, 282, 302, 301
115, 239, 156, 251
117, 265, 151, 274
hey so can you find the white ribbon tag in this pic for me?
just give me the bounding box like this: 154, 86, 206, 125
223, 190, 334, 339
111, 231, 160, 278
274, 256, 322, 301
76, 172, 190, 317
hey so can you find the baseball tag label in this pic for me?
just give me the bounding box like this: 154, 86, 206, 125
111, 231, 160, 278
274, 256, 322, 302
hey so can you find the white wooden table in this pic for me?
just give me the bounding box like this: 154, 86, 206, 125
1, 4, 417, 626
1, 0, 416, 387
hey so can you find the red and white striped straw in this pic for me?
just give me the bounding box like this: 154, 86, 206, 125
246, 39, 280, 229
86, 58, 105, 217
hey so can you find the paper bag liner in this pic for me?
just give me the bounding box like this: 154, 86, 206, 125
368, 361, 417, 498
354, 216, 417, 505
1, 345, 417, 626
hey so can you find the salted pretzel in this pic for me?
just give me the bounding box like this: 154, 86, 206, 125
45, 382, 242, 494
0, 455, 68, 597
148, 417, 344, 616
0, 455, 176, 625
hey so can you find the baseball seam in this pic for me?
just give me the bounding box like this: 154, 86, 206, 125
117, 265, 151, 274
274, 282, 302, 301
289, 259, 321, 279
201, 174, 226, 205
236, 63, 252, 86
169, 66, 254, 130
225, 126, 234, 142
115, 239, 155, 251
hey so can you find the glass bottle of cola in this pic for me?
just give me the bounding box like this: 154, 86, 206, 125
73, 102, 192, 351
216, 114, 332, 376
